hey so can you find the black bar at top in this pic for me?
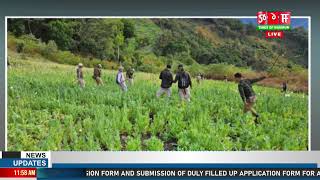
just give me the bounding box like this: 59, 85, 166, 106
2, 151, 21, 158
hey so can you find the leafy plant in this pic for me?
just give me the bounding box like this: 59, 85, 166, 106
145, 136, 164, 151
7, 49, 308, 151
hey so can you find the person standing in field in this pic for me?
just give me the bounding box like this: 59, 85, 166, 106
196, 73, 202, 84
173, 64, 192, 102
223, 75, 228, 82
116, 66, 127, 92
93, 64, 103, 85
126, 67, 135, 86
156, 64, 173, 98
76, 63, 85, 88
234, 72, 266, 121
282, 81, 288, 93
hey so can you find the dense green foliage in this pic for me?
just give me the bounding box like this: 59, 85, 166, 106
8, 52, 308, 151
8, 18, 308, 69
8, 33, 308, 93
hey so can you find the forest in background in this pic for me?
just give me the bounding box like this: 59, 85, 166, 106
7, 18, 308, 92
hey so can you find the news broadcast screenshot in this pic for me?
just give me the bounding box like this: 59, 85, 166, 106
0, 0, 319, 179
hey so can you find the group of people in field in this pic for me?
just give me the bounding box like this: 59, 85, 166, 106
156, 64, 265, 120
75, 63, 290, 121
156, 64, 192, 101
76, 63, 135, 91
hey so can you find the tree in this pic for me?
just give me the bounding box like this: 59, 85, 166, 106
75, 19, 124, 60
47, 20, 74, 50
115, 34, 124, 62
121, 38, 137, 64
155, 30, 190, 56
122, 19, 135, 39
8, 19, 25, 36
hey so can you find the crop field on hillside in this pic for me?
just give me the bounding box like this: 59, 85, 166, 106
7, 53, 308, 151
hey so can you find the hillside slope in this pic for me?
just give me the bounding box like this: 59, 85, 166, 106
7, 18, 308, 92
8, 18, 308, 69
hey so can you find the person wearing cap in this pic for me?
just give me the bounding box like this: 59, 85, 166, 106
173, 64, 192, 102
93, 64, 103, 85
76, 63, 85, 88
116, 66, 127, 92
234, 72, 266, 122
126, 67, 135, 86
156, 64, 173, 98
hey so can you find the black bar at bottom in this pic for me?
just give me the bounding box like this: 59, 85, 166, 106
2, 151, 21, 158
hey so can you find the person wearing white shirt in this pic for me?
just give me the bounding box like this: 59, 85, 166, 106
116, 66, 127, 92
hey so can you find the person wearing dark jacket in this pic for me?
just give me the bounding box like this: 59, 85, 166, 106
234, 72, 266, 120
156, 65, 173, 98
173, 64, 192, 102
93, 64, 103, 85
282, 81, 288, 93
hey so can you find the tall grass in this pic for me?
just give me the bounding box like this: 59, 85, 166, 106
8, 51, 308, 151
